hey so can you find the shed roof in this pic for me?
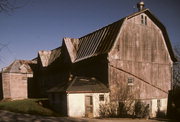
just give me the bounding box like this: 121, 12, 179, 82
2, 60, 36, 73
64, 9, 177, 63
47, 76, 109, 93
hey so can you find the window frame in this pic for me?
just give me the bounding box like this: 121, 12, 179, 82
127, 77, 134, 86
99, 94, 105, 101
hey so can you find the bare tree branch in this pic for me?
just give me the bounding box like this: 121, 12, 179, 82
0, 0, 30, 13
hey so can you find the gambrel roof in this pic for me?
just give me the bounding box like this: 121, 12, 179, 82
64, 19, 124, 63
64, 9, 177, 63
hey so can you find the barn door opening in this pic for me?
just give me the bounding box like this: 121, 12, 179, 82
85, 96, 93, 117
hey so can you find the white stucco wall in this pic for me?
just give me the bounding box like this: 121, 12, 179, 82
67, 93, 109, 117
151, 98, 167, 117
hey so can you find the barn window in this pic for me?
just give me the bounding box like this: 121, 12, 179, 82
127, 77, 134, 85
141, 15, 144, 24
141, 15, 147, 25
145, 16, 147, 25
99, 95, 104, 101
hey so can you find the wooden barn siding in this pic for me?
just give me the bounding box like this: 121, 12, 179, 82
0, 73, 3, 99
2, 73, 29, 99
2, 73, 11, 98
109, 14, 172, 101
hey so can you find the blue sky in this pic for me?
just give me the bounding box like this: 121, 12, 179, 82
0, 0, 180, 69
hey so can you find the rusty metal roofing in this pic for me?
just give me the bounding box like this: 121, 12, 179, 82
38, 47, 61, 67
2, 60, 36, 73
64, 19, 124, 63
47, 76, 109, 93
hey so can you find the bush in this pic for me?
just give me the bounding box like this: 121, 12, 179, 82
99, 102, 118, 117
134, 101, 150, 118
99, 100, 150, 118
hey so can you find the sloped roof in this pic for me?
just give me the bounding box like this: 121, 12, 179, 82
47, 82, 70, 93
2, 60, 36, 73
47, 76, 109, 93
64, 19, 124, 63
38, 47, 61, 67
64, 9, 177, 63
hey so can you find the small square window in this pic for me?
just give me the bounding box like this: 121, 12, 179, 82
99, 95, 104, 101
128, 77, 134, 85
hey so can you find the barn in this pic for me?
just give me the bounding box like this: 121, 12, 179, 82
0, 1, 177, 118
47, 1, 176, 118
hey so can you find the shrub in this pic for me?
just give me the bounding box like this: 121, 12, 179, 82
99, 100, 150, 118
99, 102, 118, 118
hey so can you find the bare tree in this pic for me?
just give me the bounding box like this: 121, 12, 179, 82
0, 0, 16, 12
174, 45, 180, 61
0, 0, 30, 13
173, 45, 180, 93
173, 62, 180, 94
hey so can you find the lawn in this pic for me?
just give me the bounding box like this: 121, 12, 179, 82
0, 99, 59, 116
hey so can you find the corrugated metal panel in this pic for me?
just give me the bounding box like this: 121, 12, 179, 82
75, 19, 124, 62
64, 19, 124, 63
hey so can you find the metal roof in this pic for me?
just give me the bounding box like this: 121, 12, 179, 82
64, 19, 124, 63
47, 76, 109, 93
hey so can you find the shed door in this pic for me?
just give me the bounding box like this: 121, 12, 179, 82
85, 96, 93, 117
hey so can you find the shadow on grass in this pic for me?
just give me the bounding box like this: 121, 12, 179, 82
0, 110, 87, 122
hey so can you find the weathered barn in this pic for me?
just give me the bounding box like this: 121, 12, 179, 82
1, 1, 176, 118
46, 2, 176, 118
1, 60, 36, 100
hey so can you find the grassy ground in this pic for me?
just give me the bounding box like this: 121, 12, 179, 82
0, 99, 59, 116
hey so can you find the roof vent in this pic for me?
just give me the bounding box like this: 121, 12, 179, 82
137, 1, 145, 11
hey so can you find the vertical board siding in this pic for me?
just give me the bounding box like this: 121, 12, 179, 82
109, 13, 172, 101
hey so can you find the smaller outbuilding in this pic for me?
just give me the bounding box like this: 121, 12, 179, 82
48, 76, 110, 117
1, 60, 36, 100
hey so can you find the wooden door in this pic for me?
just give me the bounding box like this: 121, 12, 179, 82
85, 96, 93, 117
